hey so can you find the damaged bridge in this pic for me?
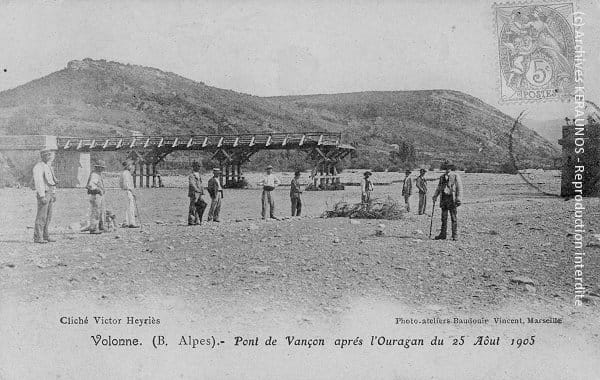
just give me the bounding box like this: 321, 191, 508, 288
1, 132, 354, 188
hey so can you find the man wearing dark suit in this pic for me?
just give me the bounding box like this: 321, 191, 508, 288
290, 170, 303, 216
207, 168, 222, 222
188, 162, 206, 225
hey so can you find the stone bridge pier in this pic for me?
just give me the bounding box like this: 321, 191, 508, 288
0, 135, 90, 187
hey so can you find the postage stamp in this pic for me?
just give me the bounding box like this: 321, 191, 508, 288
494, 2, 575, 103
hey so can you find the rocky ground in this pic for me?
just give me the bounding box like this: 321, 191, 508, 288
1, 171, 599, 379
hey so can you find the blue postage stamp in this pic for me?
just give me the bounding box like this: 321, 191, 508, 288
494, 2, 575, 103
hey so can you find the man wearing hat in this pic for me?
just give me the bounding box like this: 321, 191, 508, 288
432, 162, 463, 240
120, 159, 139, 228
188, 161, 207, 225
207, 168, 223, 222
32, 149, 58, 243
290, 170, 303, 216
86, 160, 107, 234
360, 171, 374, 203
415, 169, 428, 215
401, 169, 413, 212
257, 165, 280, 219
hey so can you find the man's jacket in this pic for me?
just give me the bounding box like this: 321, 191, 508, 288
433, 172, 462, 203
207, 177, 221, 199
188, 172, 204, 198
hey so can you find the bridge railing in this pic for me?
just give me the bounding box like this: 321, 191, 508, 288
56, 132, 346, 151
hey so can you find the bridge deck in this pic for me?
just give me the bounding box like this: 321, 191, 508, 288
55, 132, 352, 152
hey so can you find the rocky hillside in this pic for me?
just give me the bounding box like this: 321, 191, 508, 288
0, 59, 559, 170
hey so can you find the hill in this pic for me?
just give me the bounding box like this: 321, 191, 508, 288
0, 58, 559, 172
269, 91, 559, 170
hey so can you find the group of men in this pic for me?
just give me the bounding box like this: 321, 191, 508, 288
187, 163, 304, 224
360, 163, 463, 240
32, 149, 461, 243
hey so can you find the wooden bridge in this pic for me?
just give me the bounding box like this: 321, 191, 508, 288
2, 132, 355, 188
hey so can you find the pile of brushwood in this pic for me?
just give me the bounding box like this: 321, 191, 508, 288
322, 197, 405, 220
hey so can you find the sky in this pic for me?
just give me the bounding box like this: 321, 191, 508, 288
0, 0, 598, 122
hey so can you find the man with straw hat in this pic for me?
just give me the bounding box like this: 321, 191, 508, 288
86, 159, 107, 234
415, 168, 428, 215
120, 159, 139, 228
32, 149, 58, 243
207, 168, 223, 222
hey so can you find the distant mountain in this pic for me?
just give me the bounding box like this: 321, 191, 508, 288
0, 58, 559, 170
524, 119, 564, 148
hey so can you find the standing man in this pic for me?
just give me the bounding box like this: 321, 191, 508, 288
402, 169, 413, 212
87, 160, 106, 234
432, 163, 463, 240
258, 165, 280, 220
207, 168, 223, 222
290, 170, 303, 216
360, 171, 373, 203
32, 149, 58, 243
188, 161, 206, 225
120, 159, 139, 228
415, 168, 428, 215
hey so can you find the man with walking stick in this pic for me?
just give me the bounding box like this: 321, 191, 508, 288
432, 162, 462, 241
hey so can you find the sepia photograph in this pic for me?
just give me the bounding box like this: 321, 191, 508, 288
0, 0, 599, 379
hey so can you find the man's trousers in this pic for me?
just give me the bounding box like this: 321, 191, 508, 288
125, 190, 137, 226
291, 196, 302, 216
207, 196, 221, 221
188, 196, 207, 224
418, 192, 427, 215
34, 193, 55, 242
89, 194, 105, 232
262, 190, 275, 218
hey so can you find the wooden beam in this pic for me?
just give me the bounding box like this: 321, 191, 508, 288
217, 137, 223, 147
158, 137, 164, 147
90, 139, 96, 149
144, 137, 150, 148
202, 137, 208, 147
76, 140, 83, 150
282, 134, 288, 146
249, 136, 255, 147
116, 138, 123, 149
172, 137, 179, 147
186, 137, 193, 148
63, 139, 71, 149
129, 137, 136, 148
102, 139, 110, 149
266, 135, 272, 147
299, 134, 305, 146
317, 134, 323, 145
233, 137, 239, 147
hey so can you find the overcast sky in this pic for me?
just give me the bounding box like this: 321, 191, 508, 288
1, 0, 598, 122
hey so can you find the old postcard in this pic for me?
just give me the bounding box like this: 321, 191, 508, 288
0, 0, 598, 379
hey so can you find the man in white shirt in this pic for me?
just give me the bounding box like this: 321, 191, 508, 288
120, 159, 139, 228
86, 160, 106, 234
258, 165, 280, 219
32, 149, 58, 243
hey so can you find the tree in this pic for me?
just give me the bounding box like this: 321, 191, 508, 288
389, 139, 416, 168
